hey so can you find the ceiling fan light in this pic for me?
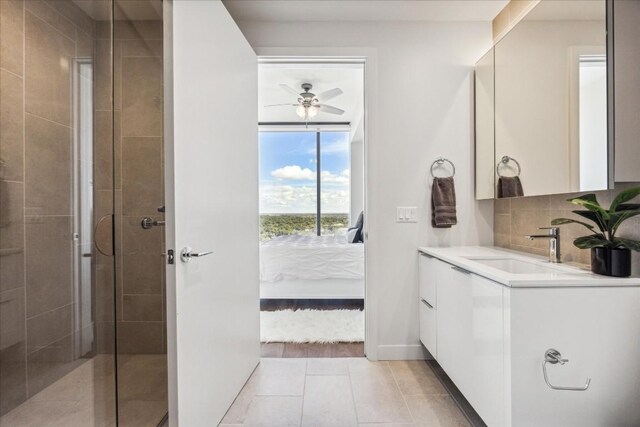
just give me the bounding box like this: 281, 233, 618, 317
296, 105, 306, 119
308, 105, 319, 118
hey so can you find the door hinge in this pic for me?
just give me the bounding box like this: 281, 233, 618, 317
167, 249, 175, 265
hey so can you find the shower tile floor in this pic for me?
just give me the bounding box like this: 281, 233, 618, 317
2, 356, 482, 427
219, 358, 475, 427
0, 354, 167, 427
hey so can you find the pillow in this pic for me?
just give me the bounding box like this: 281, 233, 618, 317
355, 211, 364, 230
353, 211, 364, 243
346, 227, 358, 243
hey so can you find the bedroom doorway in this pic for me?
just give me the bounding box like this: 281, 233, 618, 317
257, 61, 366, 357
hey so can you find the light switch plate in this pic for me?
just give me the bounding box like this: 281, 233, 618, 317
396, 207, 418, 223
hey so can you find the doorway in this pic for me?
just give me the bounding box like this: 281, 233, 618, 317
257, 61, 366, 357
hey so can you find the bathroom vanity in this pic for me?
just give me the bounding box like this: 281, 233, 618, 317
418, 246, 640, 427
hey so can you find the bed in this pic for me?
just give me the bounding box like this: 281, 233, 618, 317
260, 234, 364, 299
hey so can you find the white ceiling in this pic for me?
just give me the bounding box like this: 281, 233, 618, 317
223, 0, 508, 23
258, 63, 364, 124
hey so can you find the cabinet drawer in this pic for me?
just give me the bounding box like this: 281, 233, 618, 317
419, 298, 437, 357
419, 253, 437, 306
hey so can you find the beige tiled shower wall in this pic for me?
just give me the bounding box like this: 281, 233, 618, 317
494, 183, 640, 275
0, 0, 96, 415
94, 18, 165, 355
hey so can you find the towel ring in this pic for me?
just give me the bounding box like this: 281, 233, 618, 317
496, 155, 521, 177
430, 157, 456, 178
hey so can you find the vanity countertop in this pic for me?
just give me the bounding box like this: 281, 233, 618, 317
418, 246, 640, 288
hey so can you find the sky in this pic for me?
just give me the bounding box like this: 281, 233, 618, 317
259, 131, 350, 214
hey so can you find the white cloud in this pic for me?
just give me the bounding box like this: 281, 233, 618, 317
321, 189, 349, 212
270, 165, 351, 186
270, 165, 315, 181
260, 183, 349, 214
260, 184, 316, 213
320, 171, 349, 184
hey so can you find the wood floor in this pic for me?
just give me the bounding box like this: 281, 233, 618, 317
261, 299, 365, 358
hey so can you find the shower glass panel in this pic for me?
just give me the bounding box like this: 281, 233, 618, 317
0, 0, 117, 425
0, 0, 167, 425
113, 0, 168, 425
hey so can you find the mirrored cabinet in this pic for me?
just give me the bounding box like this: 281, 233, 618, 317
473, 0, 638, 200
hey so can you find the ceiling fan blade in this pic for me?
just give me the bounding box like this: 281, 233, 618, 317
264, 103, 298, 108
279, 84, 302, 98
316, 88, 343, 102
318, 104, 345, 115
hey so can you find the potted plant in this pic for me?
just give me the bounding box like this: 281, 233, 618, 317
551, 187, 640, 277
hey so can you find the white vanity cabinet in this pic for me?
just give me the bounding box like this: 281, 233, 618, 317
418, 253, 442, 356
418, 247, 640, 427
423, 256, 504, 427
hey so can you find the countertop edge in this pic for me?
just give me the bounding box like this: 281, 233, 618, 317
418, 246, 640, 288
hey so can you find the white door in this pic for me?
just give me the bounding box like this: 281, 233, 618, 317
164, 1, 259, 425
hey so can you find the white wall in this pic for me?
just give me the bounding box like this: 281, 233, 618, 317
350, 140, 364, 223
350, 112, 365, 223
236, 20, 495, 359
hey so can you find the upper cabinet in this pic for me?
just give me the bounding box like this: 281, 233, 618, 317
476, 0, 614, 200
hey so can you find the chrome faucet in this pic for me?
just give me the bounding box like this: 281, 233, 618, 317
525, 227, 561, 263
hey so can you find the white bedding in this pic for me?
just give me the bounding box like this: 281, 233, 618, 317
260, 234, 364, 282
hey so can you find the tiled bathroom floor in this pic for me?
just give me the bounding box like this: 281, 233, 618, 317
0, 354, 167, 427
219, 358, 471, 427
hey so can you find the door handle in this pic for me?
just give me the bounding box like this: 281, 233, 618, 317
180, 246, 213, 263
420, 298, 434, 309
141, 217, 166, 229
94, 215, 113, 256
451, 265, 471, 275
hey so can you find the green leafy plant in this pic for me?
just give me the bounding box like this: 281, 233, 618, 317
551, 187, 640, 251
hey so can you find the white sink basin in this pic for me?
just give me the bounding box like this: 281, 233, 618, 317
463, 257, 565, 274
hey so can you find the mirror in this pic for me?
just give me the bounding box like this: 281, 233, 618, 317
475, 48, 495, 200
475, 0, 609, 199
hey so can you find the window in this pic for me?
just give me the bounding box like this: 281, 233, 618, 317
259, 130, 350, 240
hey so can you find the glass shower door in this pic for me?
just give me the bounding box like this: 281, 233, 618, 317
0, 0, 167, 424
112, 1, 168, 425
0, 0, 117, 425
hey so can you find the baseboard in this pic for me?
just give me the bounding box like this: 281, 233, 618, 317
376, 344, 430, 360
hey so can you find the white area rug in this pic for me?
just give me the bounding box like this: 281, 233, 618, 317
260, 309, 364, 343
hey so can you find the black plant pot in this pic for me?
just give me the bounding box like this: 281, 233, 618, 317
591, 247, 632, 277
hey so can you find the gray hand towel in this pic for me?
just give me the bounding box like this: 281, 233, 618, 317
431, 177, 457, 228
498, 176, 524, 198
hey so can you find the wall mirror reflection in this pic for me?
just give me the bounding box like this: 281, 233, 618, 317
475, 0, 610, 200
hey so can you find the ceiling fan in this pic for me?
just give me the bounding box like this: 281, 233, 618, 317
265, 83, 345, 120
